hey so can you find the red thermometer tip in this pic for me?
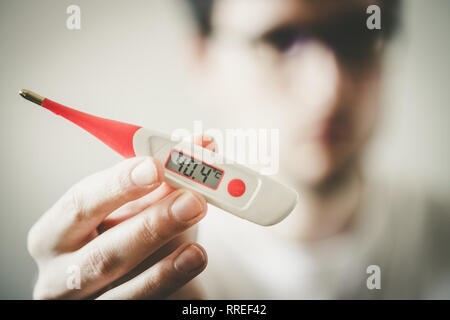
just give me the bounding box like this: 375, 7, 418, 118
19, 89, 141, 158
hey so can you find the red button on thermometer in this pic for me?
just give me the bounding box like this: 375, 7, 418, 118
228, 179, 246, 197
18, 89, 298, 226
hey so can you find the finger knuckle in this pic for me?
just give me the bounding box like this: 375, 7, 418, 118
63, 186, 87, 223
140, 214, 170, 245
84, 247, 118, 279
142, 265, 176, 299
141, 269, 159, 296
116, 166, 133, 190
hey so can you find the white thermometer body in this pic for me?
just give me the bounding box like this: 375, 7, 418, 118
133, 128, 298, 226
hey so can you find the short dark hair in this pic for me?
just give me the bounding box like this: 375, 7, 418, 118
185, 0, 215, 37
185, 0, 401, 39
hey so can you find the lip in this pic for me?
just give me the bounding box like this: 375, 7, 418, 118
306, 121, 350, 144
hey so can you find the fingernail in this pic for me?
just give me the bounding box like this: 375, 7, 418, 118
131, 158, 159, 187
171, 192, 204, 222
174, 245, 205, 274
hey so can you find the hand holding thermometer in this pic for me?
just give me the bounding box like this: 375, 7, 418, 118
19, 89, 298, 226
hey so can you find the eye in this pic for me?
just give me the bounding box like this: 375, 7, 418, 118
319, 17, 383, 62
262, 27, 308, 53
326, 30, 381, 62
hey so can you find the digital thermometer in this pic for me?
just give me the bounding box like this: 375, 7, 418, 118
19, 89, 298, 226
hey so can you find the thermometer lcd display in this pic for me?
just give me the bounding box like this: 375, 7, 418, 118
165, 150, 224, 189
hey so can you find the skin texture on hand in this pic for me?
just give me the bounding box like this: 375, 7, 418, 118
27, 155, 208, 300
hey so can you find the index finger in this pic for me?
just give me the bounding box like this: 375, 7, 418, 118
28, 156, 164, 256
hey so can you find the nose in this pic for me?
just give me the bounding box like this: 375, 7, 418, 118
287, 40, 347, 120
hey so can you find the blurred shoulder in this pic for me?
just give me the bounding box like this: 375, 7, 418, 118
361, 174, 450, 298
366, 172, 450, 224
416, 189, 450, 298
367, 174, 450, 296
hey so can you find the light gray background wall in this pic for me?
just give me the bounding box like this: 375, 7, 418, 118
0, 0, 449, 299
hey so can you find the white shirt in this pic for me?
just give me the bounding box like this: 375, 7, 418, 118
196, 179, 450, 299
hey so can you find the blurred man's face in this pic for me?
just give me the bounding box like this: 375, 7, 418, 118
199, 0, 384, 186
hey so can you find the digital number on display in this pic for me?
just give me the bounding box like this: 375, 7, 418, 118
165, 150, 224, 189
